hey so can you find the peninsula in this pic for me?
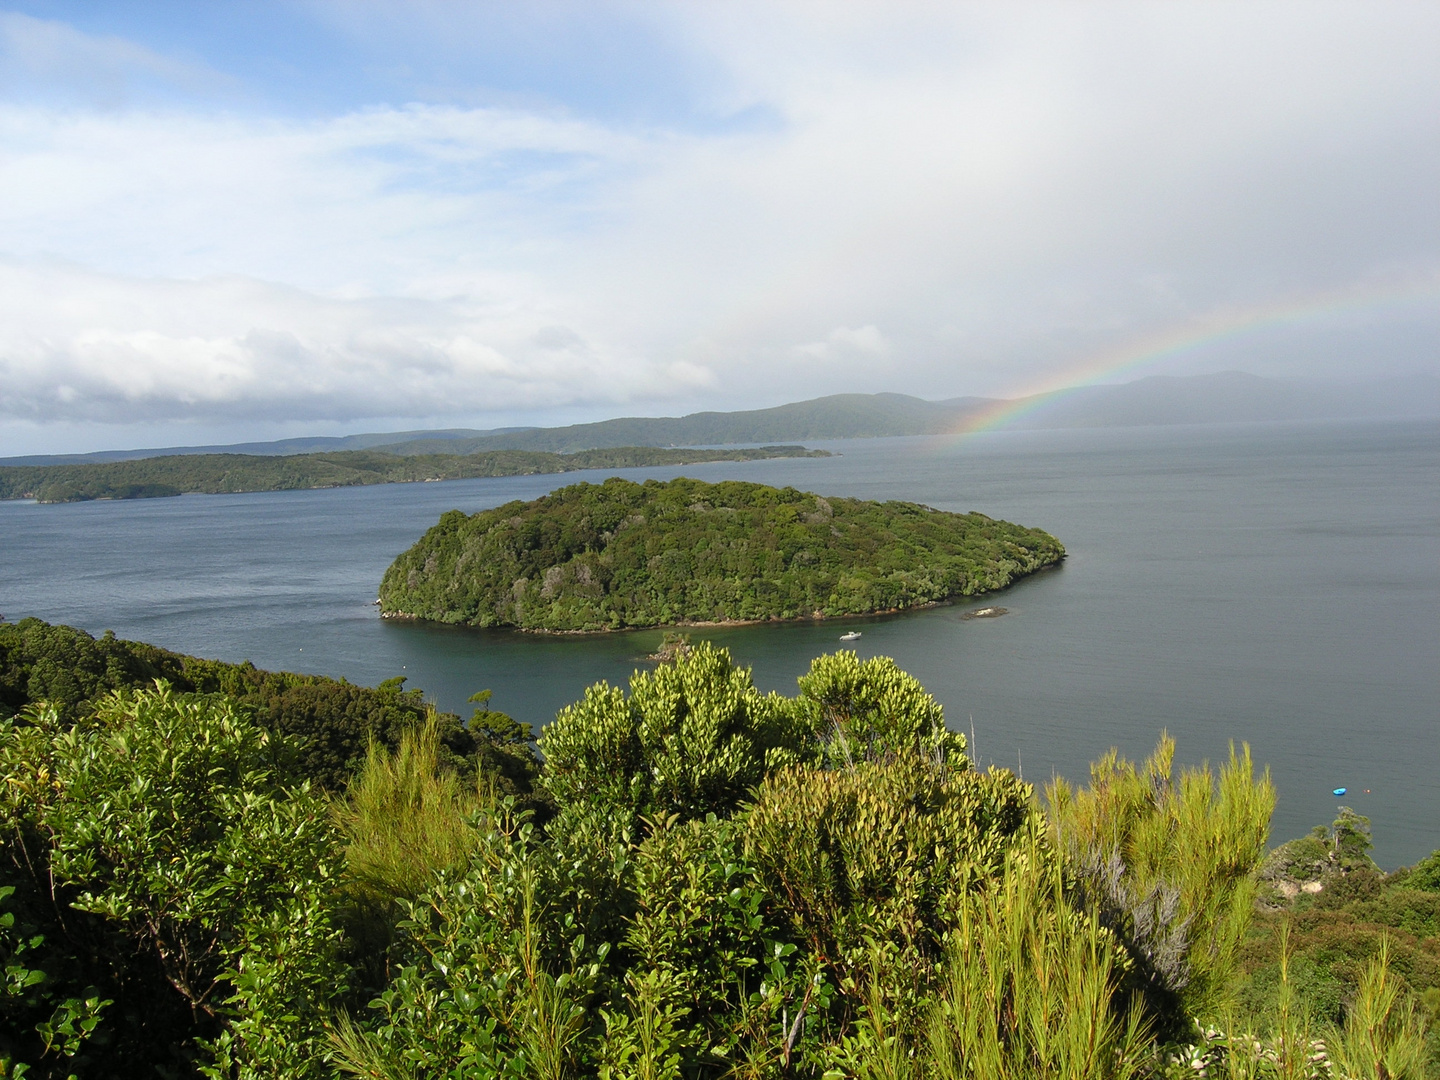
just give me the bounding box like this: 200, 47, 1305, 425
378, 476, 1064, 631
0, 445, 827, 503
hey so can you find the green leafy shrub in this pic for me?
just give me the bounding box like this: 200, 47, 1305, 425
333, 796, 621, 1079
0, 685, 344, 1079
1402, 852, 1440, 895
538, 643, 807, 831
10, 626, 1419, 1079
616, 814, 784, 1073
745, 753, 1033, 1005
794, 650, 964, 766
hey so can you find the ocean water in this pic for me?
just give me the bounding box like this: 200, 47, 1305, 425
2, 418, 1436, 866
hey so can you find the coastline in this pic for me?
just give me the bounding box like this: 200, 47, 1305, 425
378, 563, 1061, 635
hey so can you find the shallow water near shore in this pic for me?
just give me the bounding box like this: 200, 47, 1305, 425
2, 417, 1437, 866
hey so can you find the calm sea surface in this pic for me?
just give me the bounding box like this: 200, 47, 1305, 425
2, 419, 1436, 866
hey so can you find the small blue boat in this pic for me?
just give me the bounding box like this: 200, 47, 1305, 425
1332, 787, 1347, 796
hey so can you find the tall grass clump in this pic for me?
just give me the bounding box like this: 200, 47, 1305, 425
333, 711, 485, 905
1163, 924, 1433, 1080
1325, 936, 1430, 1080
1048, 734, 1276, 1029
923, 819, 1152, 1080
1269, 922, 1323, 1080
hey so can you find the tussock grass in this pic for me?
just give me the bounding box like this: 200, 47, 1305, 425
333, 711, 485, 905
1048, 735, 1276, 1027
924, 821, 1152, 1080
1326, 935, 1431, 1080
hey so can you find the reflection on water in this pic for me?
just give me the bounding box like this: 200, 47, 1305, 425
2, 418, 1437, 866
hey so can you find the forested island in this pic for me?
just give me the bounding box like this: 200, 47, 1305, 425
0, 445, 827, 503
2, 618, 1436, 1078
379, 476, 1065, 631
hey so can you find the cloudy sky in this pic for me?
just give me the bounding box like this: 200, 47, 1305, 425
1, 1, 1437, 454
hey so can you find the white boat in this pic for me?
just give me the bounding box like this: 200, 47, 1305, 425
839, 631, 862, 641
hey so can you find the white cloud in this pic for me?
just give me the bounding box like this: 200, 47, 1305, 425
0, 3, 1437, 450
795, 325, 889, 362
0, 261, 702, 423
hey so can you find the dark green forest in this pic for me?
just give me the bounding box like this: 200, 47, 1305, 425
0, 446, 827, 504
2, 621, 1435, 1079
379, 476, 1065, 631
0, 618, 538, 796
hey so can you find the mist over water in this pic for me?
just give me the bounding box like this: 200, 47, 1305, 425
2, 418, 1436, 867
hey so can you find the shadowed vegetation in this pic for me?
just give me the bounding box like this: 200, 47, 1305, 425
0, 617, 539, 795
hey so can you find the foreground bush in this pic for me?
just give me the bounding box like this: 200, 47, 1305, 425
0, 686, 344, 1078
2, 639, 1432, 1078
1049, 735, 1278, 1033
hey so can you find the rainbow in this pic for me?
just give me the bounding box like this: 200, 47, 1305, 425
950, 275, 1440, 435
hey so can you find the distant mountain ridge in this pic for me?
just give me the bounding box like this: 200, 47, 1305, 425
371, 393, 998, 456
6, 371, 1436, 466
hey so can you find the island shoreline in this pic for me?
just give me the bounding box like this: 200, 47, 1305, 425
379, 561, 1063, 637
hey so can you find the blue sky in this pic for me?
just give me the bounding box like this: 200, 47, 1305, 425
0, 2, 1437, 453
5, 2, 735, 123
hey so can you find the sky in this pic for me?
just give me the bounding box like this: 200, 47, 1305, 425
0, 1, 1437, 455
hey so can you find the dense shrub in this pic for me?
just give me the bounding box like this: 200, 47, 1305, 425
538, 643, 806, 832
1238, 817, 1440, 1037
794, 650, 964, 767
746, 755, 1032, 985
0, 687, 343, 1078
1403, 851, 1440, 895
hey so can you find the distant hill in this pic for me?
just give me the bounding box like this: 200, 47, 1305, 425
371, 393, 998, 455
5, 371, 1436, 466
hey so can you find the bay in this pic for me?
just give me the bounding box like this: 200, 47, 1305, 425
2, 417, 1436, 866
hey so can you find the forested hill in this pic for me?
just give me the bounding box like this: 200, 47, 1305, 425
0, 444, 826, 503
370, 372, 1438, 452
380, 476, 1064, 631
375, 392, 994, 454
